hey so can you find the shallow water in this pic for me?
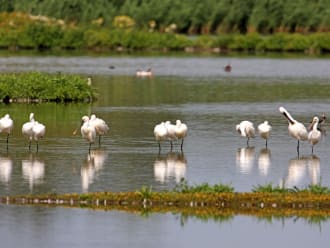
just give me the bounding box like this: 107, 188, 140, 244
1, 54, 330, 247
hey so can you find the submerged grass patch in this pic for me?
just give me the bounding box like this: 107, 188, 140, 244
0, 72, 95, 102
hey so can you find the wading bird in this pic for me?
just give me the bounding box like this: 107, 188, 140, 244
90, 114, 109, 145
174, 120, 188, 151
165, 121, 176, 150
279, 106, 308, 154
154, 122, 168, 152
80, 116, 96, 153
236, 121, 255, 146
22, 113, 46, 152
257, 121, 272, 147
0, 114, 14, 148
308, 116, 322, 154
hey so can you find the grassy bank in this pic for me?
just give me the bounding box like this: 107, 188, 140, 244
0, 72, 95, 103
2, 183, 330, 220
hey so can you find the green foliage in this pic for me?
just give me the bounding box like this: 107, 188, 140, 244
253, 183, 330, 194
0, 72, 95, 102
252, 184, 291, 193
174, 179, 234, 193
3, 0, 330, 34
137, 186, 153, 200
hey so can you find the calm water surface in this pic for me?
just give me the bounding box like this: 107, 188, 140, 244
1, 55, 330, 247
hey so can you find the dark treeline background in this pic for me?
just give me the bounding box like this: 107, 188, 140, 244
1, 0, 330, 34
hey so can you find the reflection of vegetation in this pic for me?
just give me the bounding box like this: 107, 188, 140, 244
0, 72, 95, 102
94, 76, 330, 107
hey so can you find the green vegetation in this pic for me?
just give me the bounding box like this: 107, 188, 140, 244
174, 179, 234, 193
2, 0, 330, 34
1, 2, 330, 53
0, 72, 95, 102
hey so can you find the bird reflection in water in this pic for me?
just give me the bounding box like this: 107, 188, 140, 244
154, 152, 187, 183
236, 147, 255, 174
282, 155, 320, 188
81, 149, 108, 192
0, 154, 12, 184
258, 148, 271, 176
22, 153, 45, 191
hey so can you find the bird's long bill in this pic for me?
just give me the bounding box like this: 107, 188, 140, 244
73, 120, 84, 135
72, 129, 78, 135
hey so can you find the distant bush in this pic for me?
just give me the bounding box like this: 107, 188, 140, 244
0, 72, 95, 102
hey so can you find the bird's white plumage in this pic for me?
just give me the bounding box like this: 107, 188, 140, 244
308, 116, 321, 153
81, 116, 96, 145
154, 122, 167, 142
90, 114, 109, 136
0, 114, 13, 135
22, 113, 46, 151
279, 106, 308, 142
236, 121, 255, 145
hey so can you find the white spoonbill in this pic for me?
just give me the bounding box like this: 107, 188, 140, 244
308, 116, 322, 154
80, 116, 96, 153
153, 122, 168, 151
174, 120, 188, 150
258, 121, 272, 147
22, 113, 45, 151
236, 121, 255, 146
90, 114, 109, 145
279, 106, 308, 154
165, 121, 177, 150
0, 114, 14, 147
32, 121, 46, 152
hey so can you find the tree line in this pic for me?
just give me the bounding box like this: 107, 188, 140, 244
1, 0, 330, 34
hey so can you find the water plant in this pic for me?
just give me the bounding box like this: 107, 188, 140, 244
0, 72, 95, 102
174, 178, 234, 193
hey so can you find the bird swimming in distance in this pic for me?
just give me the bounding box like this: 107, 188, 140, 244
224, 63, 232, 72
258, 121, 272, 148
308, 116, 322, 154
154, 122, 168, 152
136, 67, 153, 77
279, 106, 308, 154
90, 114, 109, 146
22, 113, 46, 152
0, 114, 14, 148
174, 120, 188, 151
80, 116, 96, 153
236, 121, 255, 146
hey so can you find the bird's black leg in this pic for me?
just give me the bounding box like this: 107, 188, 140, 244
181, 139, 184, 151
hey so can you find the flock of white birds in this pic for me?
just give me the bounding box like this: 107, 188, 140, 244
236, 106, 324, 154
0, 112, 46, 151
153, 120, 188, 151
0, 105, 323, 155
